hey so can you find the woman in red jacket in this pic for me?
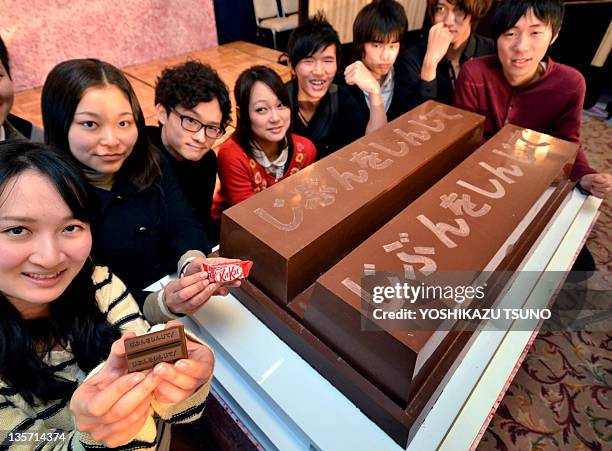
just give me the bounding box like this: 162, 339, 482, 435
212, 66, 316, 220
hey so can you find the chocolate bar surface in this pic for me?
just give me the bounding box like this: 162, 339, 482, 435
305, 125, 578, 405
221, 101, 485, 304
125, 325, 188, 372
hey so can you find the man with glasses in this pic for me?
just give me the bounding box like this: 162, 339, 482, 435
148, 61, 231, 244
395, 0, 494, 112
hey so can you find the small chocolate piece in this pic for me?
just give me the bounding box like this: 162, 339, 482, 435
125, 325, 188, 372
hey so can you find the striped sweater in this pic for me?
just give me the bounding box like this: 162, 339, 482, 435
0, 266, 211, 450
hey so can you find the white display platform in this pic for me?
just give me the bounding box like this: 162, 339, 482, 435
177, 190, 601, 451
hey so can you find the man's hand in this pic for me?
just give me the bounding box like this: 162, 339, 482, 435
421, 23, 453, 81
344, 61, 381, 98
580, 172, 612, 198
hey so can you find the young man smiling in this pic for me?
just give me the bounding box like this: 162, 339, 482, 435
286, 14, 368, 159
455, 0, 611, 198
148, 61, 231, 243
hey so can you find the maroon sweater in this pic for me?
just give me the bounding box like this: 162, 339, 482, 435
454, 55, 595, 181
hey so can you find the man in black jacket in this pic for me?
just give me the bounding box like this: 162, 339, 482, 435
395, 0, 494, 112
148, 61, 231, 245
0, 34, 43, 141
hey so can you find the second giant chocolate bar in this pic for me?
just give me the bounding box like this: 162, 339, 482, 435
304, 125, 578, 405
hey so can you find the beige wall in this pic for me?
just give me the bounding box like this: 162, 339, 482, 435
0, 0, 218, 91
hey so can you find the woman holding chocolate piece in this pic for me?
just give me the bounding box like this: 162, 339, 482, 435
0, 141, 214, 449
41, 58, 236, 321
212, 65, 316, 219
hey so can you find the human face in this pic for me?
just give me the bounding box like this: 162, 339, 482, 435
497, 9, 556, 87
0, 170, 91, 319
0, 62, 14, 128
433, 0, 472, 47
248, 81, 290, 150
363, 40, 400, 81
68, 85, 138, 175
156, 99, 223, 161
293, 45, 338, 103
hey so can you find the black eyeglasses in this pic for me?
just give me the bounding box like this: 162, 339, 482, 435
170, 108, 225, 139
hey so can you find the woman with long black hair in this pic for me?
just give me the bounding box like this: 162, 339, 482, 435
212, 65, 316, 219
42, 59, 236, 321
0, 141, 213, 449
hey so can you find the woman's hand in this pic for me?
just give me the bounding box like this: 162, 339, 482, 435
151, 321, 215, 404
165, 257, 242, 316
580, 172, 612, 198
70, 334, 160, 448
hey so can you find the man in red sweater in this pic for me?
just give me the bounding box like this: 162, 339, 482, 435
455, 0, 611, 198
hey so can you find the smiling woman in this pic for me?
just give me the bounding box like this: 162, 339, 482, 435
0, 144, 93, 320
40, 59, 238, 323
212, 65, 316, 219
0, 141, 214, 450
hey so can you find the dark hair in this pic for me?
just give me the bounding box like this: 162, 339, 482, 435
352, 0, 408, 60
427, 0, 492, 25
0, 34, 9, 78
41, 58, 160, 191
0, 140, 121, 406
287, 13, 341, 68
232, 65, 291, 155
492, 0, 563, 42
155, 60, 232, 131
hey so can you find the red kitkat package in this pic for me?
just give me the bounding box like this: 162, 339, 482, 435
201, 260, 253, 283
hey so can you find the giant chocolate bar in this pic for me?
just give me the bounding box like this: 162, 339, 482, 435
221, 101, 484, 304
304, 125, 578, 408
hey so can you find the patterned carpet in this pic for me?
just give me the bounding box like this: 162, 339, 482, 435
478, 114, 611, 450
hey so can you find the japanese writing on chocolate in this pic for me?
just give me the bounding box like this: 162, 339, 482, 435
125, 325, 188, 372
131, 349, 179, 367
342, 130, 550, 295
126, 329, 181, 352
253, 105, 463, 231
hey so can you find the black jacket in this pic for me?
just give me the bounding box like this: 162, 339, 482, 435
394, 34, 495, 112
90, 153, 210, 303
3, 114, 43, 141
146, 125, 219, 245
